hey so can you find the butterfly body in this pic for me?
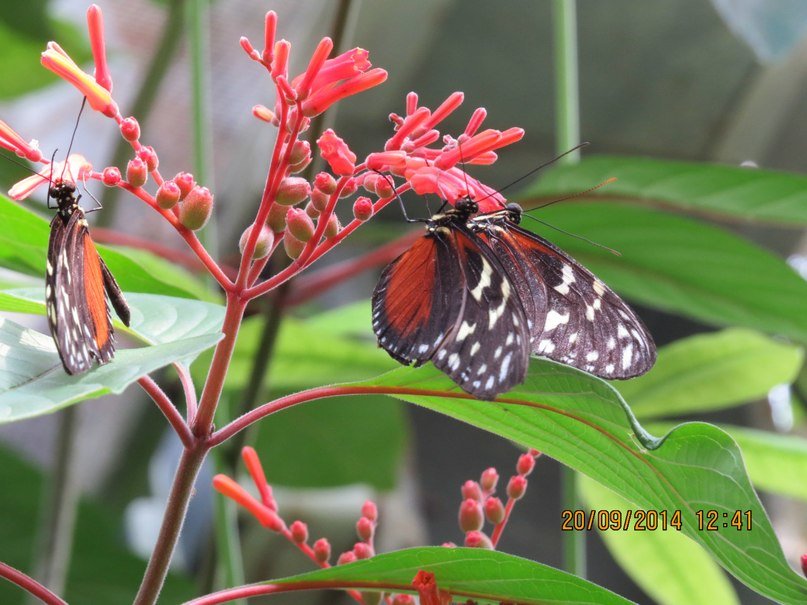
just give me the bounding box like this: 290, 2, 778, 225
372, 200, 656, 400
46, 181, 130, 375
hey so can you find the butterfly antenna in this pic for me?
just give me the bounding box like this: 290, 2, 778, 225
373, 170, 425, 223
456, 140, 474, 203
522, 214, 621, 256
527, 176, 617, 211
59, 97, 88, 183
46, 148, 59, 209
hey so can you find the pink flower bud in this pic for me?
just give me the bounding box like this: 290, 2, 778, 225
373, 174, 395, 198
313, 538, 331, 564
87, 4, 112, 92
339, 177, 358, 198
290, 520, 308, 544
101, 166, 121, 187
392, 594, 414, 605
173, 172, 196, 199
283, 232, 306, 259
156, 181, 181, 209
120, 117, 140, 142
323, 213, 340, 238
317, 128, 356, 176
290, 140, 311, 165
461, 480, 482, 501
480, 467, 499, 493
126, 157, 147, 187
304, 201, 321, 219
464, 530, 493, 549
353, 542, 373, 559
276, 176, 311, 206
289, 156, 311, 174
310, 188, 329, 212
361, 500, 378, 522
353, 196, 373, 221
356, 516, 374, 542
179, 186, 214, 230
361, 173, 378, 195
286, 207, 315, 242
253, 104, 277, 124
459, 498, 484, 532
484, 497, 505, 525
137, 146, 158, 172
517, 453, 536, 476
337, 551, 357, 566
267, 202, 288, 232
314, 172, 337, 195
239, 224, 274, 260
506, 475, 527, 501
441, 541, 457, 548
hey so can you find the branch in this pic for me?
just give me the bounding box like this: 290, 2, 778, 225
138, 376, 194, 448
0, 561, 68, 605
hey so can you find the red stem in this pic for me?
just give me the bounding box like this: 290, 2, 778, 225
0, 561, 68, 605
185, 580, 412, 605
489, 497, 516, 547
138, 376, 193, 448
174, 363, 199, 423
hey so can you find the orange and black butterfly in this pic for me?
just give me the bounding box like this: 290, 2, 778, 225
45, 179, 130, 374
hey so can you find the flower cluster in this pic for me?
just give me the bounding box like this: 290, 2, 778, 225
456, 449, 541, 549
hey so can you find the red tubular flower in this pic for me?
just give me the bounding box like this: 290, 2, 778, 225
302, 68, 388, 117
317, 129, 356, 176
0, 120, 42, 162
9, 154, 91, 200
41, 42, 118, 118
212, 475, 283, 531
263, 11, 277, 65
422, 91, 464, 131
465, 107, 487, 137
295, 37, 334, 99
240, 36, 260, 62
241, 446, 275, 509
86, 4, 112, 92
385, 106, 431, 151
271, 40, 290, 80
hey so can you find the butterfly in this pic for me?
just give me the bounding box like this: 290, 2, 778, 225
46, 179, 130, 374
371, 199, 656, 400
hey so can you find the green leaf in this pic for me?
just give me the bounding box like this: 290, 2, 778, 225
579, 476, 738, 605
0, 445, 194, 604
304, 299, 373, 338
526, 155, 807, 225
513, 202, 807, 342
617, 328, 804, 418
0, 292, 224, 423
270, 546, 635, 604
348, 361, 807, 603
0, 195, 208, 299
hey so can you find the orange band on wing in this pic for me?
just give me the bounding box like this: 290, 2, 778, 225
82, 233, 110, 348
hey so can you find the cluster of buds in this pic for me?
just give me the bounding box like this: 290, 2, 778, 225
456, 449, 541, 549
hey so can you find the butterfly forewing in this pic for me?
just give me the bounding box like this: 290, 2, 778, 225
478, 219, 656, 379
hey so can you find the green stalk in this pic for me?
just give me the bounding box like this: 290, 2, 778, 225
552, 0, 586, 578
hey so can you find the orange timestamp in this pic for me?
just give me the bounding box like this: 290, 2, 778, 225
561, 509, 754, 532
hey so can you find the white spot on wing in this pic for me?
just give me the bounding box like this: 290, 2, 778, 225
469, 257, 493, 302
621, 343, 634, 370
537, 339, 555, 354
585, 351, 599, 362
456, 321, 476, 342
545, 310, 569, 332
470, 342, 480, 356
499, 352, 512, 382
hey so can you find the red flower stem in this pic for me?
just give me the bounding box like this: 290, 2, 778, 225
489, 497, 517, 548
138, 376, 193, 448
92, 227, 238, 280
185, 579, 412, 605
174, 362, 199, 423
247, 252, 272, 286
0, 561, 68, 605
286, 229, 420, 306
122, 183, 235, 292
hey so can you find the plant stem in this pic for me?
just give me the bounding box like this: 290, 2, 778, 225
552, 0, 585, 578
133, 443, 208, 605
0, 562, 68, 605
30, 406, 80, 599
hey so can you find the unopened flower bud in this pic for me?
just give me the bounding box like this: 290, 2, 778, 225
120, 117, 140, 142
180, 186, 214, 230
290, 140, 311, 166
313, 538, 331, 564
276, 176, 311, 206
304, 201, 320, 218
286, 207, 315, 242
126, 157, 147, 187
239, 224, 274, 259
507, 475, 527, 500
310, 188, 329, 212
290, 520, 308, 544
356, 516, 374, 542
253, 104, 276, 123
462, 480, 482, 501
480, 467, 499, 493
173, 172, 195, 199
323, 213, 340, 238
137, 146, 158, 171
392, 594, 414, 605
361, 173, 378, 195
353, 196, 373, 221
374, 174, 394, 198
156, 181, 181, 209
517, 453, 536, 476
101, 166, 121, 187
361, 500, 378, 522
459, 498, 484, 532
464, 530, 493, 549
337, 551, 357, 566
283, 232, 306, 259
267, 202, 288, 231
353, 542, 373, 559
484, 497, 505, 525
314, 172, 336, 195
339, 177, 358, 198
289, 156, 312, 174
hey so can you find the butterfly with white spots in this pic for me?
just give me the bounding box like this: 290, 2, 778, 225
372, 199, 656, 400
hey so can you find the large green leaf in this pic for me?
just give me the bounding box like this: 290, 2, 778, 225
526, 155, 807, 225
0, 292, 224, 423
579, 476, 738, 605
513, 202, 807, 342
267, 547, 634, 604
344, 361, 807, 603
0, 445, 194, 604
0, 195, 207, 299
617, 328, 804, 418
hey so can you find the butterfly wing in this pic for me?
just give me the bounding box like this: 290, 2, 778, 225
480, 221, 656, 379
